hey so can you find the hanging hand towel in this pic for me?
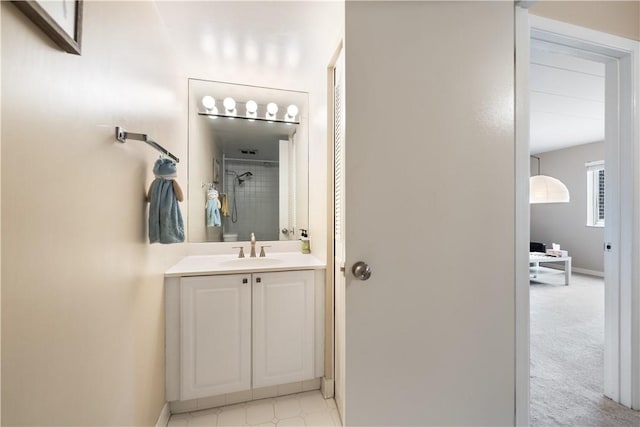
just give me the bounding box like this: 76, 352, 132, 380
206, 189, 222, 227
220, 193, 229, 217
148, 158, 184, 244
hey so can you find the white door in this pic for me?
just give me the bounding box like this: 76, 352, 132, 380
343, 2, 515, 425
253, 270, 315, 388
332, 47, 346, 420
180, 274, 251, 400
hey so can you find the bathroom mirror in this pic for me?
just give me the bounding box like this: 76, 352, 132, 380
188, 79, 309, 243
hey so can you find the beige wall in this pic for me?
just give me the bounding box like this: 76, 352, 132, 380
531, 142, 605, 272
2, 1, 344, 424
1, 1, 186, 425
531, 0, 640, 41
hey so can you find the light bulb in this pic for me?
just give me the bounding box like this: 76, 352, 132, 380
202, 96, 215, 111
286, 104, 298, 121
223, 97, 236, 115
267, 102, 278, 114
266, 102, 278, 120
246, 100, 258, 113
246, 100, 258, 118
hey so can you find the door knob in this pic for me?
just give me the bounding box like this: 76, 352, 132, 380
352, 261, 372, 281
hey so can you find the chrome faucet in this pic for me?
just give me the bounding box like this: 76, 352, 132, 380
250, 232, 257, 258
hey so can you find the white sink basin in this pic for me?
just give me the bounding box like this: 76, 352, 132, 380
219, 257, 284, 268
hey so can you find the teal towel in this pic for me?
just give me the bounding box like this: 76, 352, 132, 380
206, 189, 221, 227
149, 178, 184, 244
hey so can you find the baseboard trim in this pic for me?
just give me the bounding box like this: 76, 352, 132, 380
572, 267, 604, 277
155, 402, 170, 427
321, 377, 334, 398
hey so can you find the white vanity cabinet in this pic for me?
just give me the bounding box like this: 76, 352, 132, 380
180, 274, 252, 400
252, 270, 315, 388
165, 257, 324, 404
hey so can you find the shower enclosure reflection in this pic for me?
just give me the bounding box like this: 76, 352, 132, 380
227, 170, 253, 223
188, 79, 309, 243
224, 165, 275, 241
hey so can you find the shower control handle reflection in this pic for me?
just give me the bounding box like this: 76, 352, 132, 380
352, 261, 372, 281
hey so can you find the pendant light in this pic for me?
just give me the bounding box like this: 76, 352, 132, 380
530, 156, 570, 204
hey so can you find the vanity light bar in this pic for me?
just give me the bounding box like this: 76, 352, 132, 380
200, 96, 299, 124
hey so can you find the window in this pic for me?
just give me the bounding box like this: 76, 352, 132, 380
586, 160, 605, 227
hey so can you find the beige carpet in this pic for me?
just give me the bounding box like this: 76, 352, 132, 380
530, 268, 640, 426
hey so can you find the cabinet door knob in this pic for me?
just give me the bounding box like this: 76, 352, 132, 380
256, 277, 261, 283
242, 278, 248, 284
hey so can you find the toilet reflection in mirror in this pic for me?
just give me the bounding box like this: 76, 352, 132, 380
188, 79, 309, 243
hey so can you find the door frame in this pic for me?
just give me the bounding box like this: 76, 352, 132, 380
515, 10, 640, 425
327, 40, 346, 418
325, 40, 344, 403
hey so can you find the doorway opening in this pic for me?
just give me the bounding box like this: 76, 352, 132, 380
528, 41, 611, 425
516, 11, 640, 425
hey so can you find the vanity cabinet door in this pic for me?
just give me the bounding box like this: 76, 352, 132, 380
181, 274, 251, 400
252, 270, 315, 388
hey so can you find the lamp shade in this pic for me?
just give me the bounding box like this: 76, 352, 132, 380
530, 175, 570, 204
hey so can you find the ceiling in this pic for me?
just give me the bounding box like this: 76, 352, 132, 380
530, 39, 605, 154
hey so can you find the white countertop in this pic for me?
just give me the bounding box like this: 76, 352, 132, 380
165, 252, 326, 277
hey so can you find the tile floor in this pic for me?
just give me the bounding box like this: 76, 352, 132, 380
168, 391, 342, 427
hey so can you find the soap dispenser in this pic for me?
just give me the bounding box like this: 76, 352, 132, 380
300, 229, 311, 254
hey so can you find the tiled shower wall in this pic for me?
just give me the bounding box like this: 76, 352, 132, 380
224, 160, 279, 241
